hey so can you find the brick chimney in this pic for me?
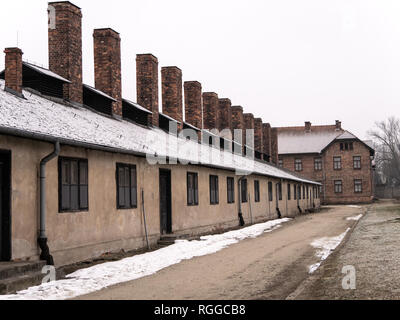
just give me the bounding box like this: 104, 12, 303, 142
271, 128, 279, 165
93, 28, 122, 117
335, 120, 342, 131
232, 106, 245, 146
162, 67, 183, 129
203, 92, 219, 131
218, 99, 232, 132
262, 123, 272, 160
305, 121, 312, 133
244, 113, 255, 147
136, 54, 159, 127
254, 118, 263, 153
184, 81, 203, 129
48, 1, 83, 104
4, 48, 23, 96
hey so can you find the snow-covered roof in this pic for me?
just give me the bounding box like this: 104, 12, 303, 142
123, 99, 152, 115
23, 62, 72, 83
160, 113, 181, 124
83, 84, 117, 102
0, 79, 319, 185
335, 131, 357, 140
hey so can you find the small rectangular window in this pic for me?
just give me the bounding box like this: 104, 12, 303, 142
254, 180, 260, 202
314, 158, 322, 171
278, 183, 283, 201
187, 172, 199, 206
59, 157, 89, 212
334, 157, 342, 170
295, 159, 303, 172
335, 180, 343, 194
303, 185, 306, 199
294, 184, 297, 200
116, 163, 137, 209
307, 186, 309, 199
288, 184, 291, 200
227, 177, 235, 204
268, 182, 273, 202
241, 179, 248, 203
354, 179, 363, 193
279, 159, 283, 167
354, 156, 361, 170
210, 175, 219, 205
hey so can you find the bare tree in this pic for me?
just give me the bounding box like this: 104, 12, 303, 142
369, 117, 400, 186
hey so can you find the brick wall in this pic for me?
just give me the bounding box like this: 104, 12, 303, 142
162, 67, 183, 129
184, 81, 202, 129
4, 48, 23, 94
254, 118, 263, 154
136, 54, 159, 127
48, 1, 83, 104
231, 106, 244, 146
262, 123, 272, 160
218, 99, 232, 133
203, 92, 219, 131
271, 128, 279, 165
93, 28, 122, 117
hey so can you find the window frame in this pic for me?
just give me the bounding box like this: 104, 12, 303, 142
278, 182, 283, 201
227, 177, 235, 204
314, 158, 322, 171
353, 156, 362, 170
210, 175, 219, 205
241, 179, 248, 203
58, 157, 89, 213
116, 163, 138, 210
333, 156, 342, 170
288, 184, 291, 201
268, 182, 273, 202
354, 179, 363, 193
334, 180, 343, 194
187, 172, 199, 206
254, 180, 260, 203
295, 159, 303, 172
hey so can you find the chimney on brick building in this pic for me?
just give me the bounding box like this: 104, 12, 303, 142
203, 92, 219, 131
162, 67, 183, 129
231, 106, 245, 146
218, 99, 232, 133
4, 48, 23, 97
48, 1, 83, 104
263, 123, 272, 161
305, 121, 312, 133
93, 28, 122, 118
244, 113, 255, 147
335, 120, 342, 131
271, 128, 279, 165
184, 81, 203, 129
254, 118, 263, 153
136, 54, 159, 127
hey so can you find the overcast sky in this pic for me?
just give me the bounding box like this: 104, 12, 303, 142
1, 0, 400, 139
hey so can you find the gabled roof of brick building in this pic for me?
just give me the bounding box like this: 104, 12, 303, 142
0, 79, 319, 185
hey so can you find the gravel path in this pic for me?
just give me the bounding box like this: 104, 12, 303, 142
291, 200, 400, 300
75, 206, 362, 300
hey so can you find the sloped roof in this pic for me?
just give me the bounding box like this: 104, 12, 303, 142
122, 99, 152, 114
83, 84, 117, 102
0, 79, 319, 185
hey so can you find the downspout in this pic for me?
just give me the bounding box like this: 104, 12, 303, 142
237, 177, 245, 226
38, 141, 60, 266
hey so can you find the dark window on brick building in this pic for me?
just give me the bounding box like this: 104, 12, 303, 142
59, 158, 89, 212
227, 177, 235, 204
116, 163, 137, 209
241, 179, 248, 203
295, 159, 303, 172
268, 182, 273, 202
288, 184, 291, 200
334, 180, 343, 194
254, 180, 260, 202
210, 175, 219, 205
187, 172, 199, 206
314, 158, 322, 171
279, 159, 283, 167
354, 179, 363, 193
334, 157, 342, 170
354, 156, 361, 170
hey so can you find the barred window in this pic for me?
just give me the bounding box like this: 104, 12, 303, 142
314, 158, 322, 171
210, 175, 219, 205
227, 177, 235, 204
334, 157, 342, 170
254, 180, 260, 202
295, 159, 303, 172
354, 179, 363, 193
117, 163, 137, 209
335, 180, 343, 194
59, 158, 89, 212
187, 172, 199, 206
354, 156, 361, 170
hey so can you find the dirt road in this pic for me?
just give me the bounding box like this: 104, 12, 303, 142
291, 200, 400, 300
76, 205, 365, 300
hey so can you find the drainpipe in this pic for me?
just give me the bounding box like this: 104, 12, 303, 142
237, 176, 245, 226
38, 141, 60, 266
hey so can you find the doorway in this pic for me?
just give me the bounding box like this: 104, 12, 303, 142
0, 151, 11, 261
159, 169, 172, 235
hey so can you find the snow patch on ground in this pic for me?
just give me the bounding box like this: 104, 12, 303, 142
308, 228, 351, 274
347, 205, 362, 209
0, 218, 291, 301
347, 214, 363, 221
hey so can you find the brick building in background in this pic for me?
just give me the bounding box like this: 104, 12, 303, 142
276, 121, 375, 204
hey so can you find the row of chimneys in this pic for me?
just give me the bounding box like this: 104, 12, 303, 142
3, 1, 279, 164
